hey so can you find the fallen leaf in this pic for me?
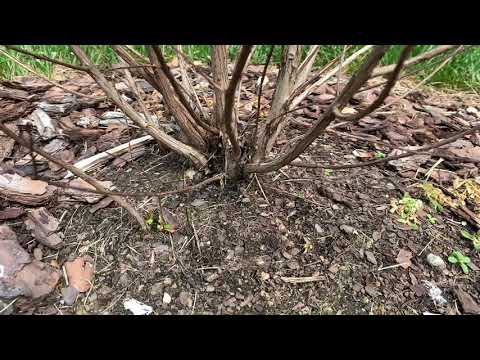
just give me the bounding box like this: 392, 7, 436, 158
396, 249, 413, 269
454, 287, 480, 314
64, 257, 95, 293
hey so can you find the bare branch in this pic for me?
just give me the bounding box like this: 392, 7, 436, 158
255, 45, 275, 125
176, 45, 210, 122
246, 46, 390, 174
374, 46, 465, 113
295, 45, 321, 90
290, 124, 480, 170
150, 45, 205, 130
146, 46, 208, 151
333, 45, 414, 122
371, 45, 459, 78
0, 48, 105, 101
174, 46, 224, 91
4, 45, 89, 72
0, 120, 146, 229
290, 45, 373, 109
288, 45, 353, 106
36, 173, 225, 199
71, 45, 208, 168
112, 45, 161, 93
224, 45, 254, 159
252, 45, 303, 163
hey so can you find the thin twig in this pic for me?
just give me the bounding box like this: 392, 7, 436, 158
254, 174, 270, 204
0, 120, 145, 229
0, 48, 104, 100
256, 45, 275, 124
4, 45, 88, 72
289, 124, 480, 170
173, 46, 223, 91
374, 46, 465, 113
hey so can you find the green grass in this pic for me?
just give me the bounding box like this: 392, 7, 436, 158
1, 45, 479, 90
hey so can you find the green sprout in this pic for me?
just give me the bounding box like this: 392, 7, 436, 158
390, 193, 423, 230
324, 169, 333, 176
460, 229, 480, 251
448, 250, 472, 274
374, 151, 386, 159
426, 213, 437, 225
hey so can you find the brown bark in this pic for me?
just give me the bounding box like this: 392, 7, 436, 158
333, 45, 414, 122
371, 45, 458, 78
246, 46, 391, 174
0, 121, 146, 229
294, 45, 320, 90
253, 45, 303, 163
224, 45, 253, 160
146, 46, 208, 151
70, 46, 208, 168
211, 46, 229, 132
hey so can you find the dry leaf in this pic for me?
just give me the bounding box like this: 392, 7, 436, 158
64, 257, 95, 293
396, 249, 413, 269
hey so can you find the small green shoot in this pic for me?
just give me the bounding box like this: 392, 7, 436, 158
448, 250, 471, 274
374, 151, 386, 159
390, 193, 423, 230
426, 213, 437, 225
145, 210, 176, 233
460, 229, 480, 251
324, 169, 333, 176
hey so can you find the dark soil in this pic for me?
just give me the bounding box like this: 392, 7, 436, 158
2, 67, 480, 315
7, 132, 479, 315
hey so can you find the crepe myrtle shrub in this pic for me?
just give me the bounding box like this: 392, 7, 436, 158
1, 45, 462, 229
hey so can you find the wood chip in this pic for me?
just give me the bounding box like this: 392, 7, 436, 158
281, 275, 323, 284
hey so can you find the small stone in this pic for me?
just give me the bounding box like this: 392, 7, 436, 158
118, 273, 130, 287
33, 247, 43, 261
365, 284, 379, 297
206, 273, 219, 283
260, 272, 270, 281
372, 231, 381, 241
179, 291, 193, 308
365, 251, 377, 265
163, 277, 173, 286
340, 224, 357, 235
255, 257, 266, 266
163, 292, 172, 304
466, 106, 479, 117
277, 222, 288, 234
225, 249, 235, 261
61, 286, 79, 306
254, 304, 264, 312
286, 201, 295, 209
314, 224, 323, 234
150, 283, 163, 297
386, 183, 395, 190
153, 244, 170, 255
287, 260, 300, 270
191, 199, 208, 207
426, 253, 446, 270
206, 285, 215, 292
241, 197, 251, 203
234, 246, 244, 255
